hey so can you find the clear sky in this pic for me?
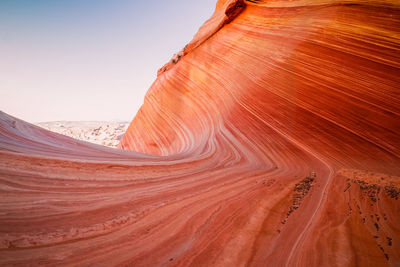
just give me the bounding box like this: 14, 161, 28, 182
0, 0, 217, 122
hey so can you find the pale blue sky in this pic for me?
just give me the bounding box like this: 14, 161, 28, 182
0, 0, 217, 122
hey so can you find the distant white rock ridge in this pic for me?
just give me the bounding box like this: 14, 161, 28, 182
35, 121, 129, 148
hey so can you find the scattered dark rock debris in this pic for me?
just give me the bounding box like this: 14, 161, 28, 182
347, 203, 352, 215
377, 241, 391, 261
281, 175, 315, 225
387, 237, 392, 246
344, 183, 351, 192
384, 253, 389, 261
354, 179, 381, 202
169, 258, 174, 262
362, 217, 366, 223
357, 204, 362, 214
384, 184, 399, 200
377, 244, 390, 261
373, 235, 379, 239
353, 179, 368, 189
277, 229, 281, 233
265, 179, 275, 187
383, 213, 388, 221
374, 223, 379, 231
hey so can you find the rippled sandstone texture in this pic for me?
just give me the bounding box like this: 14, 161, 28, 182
1, 0, 400, 266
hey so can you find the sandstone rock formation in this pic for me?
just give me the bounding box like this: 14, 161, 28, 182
1, 0, 399, 266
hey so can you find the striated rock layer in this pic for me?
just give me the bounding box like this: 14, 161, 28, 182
1, 0, 400, 266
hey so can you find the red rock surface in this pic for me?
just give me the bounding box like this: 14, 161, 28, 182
1, 0, 400, 266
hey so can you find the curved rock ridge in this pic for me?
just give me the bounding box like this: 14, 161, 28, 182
1, 0, 400, 266
157, 0, 246, 76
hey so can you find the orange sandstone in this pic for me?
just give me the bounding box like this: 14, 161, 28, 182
1, 0, 400, 266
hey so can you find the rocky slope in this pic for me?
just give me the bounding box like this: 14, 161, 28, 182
35, 121, 129, 148
1, 0, 400, 266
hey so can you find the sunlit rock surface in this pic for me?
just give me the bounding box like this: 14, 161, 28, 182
1, 0, 400, 266
36, 121, 129, 148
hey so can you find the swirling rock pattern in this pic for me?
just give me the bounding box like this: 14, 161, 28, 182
1, 0, 400, 266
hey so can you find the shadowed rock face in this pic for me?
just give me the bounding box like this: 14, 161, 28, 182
1, 0, 400, 266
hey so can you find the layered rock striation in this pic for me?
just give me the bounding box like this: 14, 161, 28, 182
1, 0, 400, 266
